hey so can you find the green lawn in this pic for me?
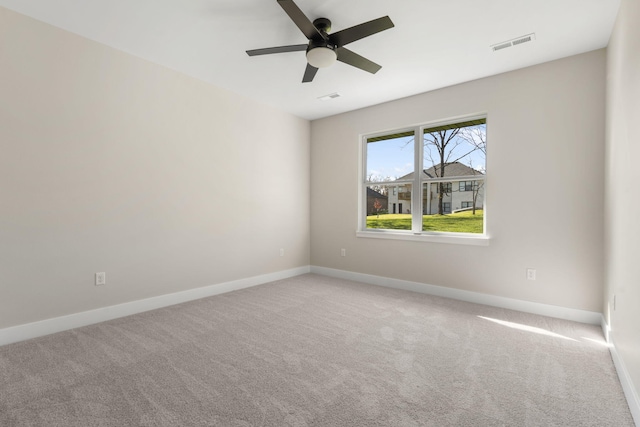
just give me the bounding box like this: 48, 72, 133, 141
367, 210, 483, 233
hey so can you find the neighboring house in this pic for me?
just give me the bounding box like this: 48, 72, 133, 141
387, 162, 485, 214
366, 188, 389, 215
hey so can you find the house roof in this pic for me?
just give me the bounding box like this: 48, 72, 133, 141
423, 162, 484, 178
397, 162, 484, 181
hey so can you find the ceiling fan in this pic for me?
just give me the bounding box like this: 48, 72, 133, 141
246, 0, 394, 83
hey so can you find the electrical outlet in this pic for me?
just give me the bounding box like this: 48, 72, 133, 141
279, 248, 284, 257
340, 248, 346, 257
95, 272, 106, 286
526, 268, 536, 281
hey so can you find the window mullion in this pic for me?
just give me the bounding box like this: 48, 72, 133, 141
360, 136, 368, 231
411, 128, 422, 233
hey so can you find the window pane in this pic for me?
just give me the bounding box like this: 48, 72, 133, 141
422, 180, 484, 234
423, 123, 486, 178
366, 134, 414, 182
366, 184, 412, 230
422, 121, 486, 226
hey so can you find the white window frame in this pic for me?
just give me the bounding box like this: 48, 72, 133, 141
357, 115, 489, 246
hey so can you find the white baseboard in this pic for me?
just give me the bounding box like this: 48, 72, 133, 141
0, 266, 311, 347
311, 266, 602, 324
602, 318, 640, 427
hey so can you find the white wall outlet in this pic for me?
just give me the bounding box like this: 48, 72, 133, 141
279, 248, 284, 257
340, 248, 346, 257
526, 268, 536, 281
95, 272, 106, 286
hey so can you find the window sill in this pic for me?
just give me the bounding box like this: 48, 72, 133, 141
356, 230, 490, 246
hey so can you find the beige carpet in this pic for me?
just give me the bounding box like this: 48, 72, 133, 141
0, 274, 634, 426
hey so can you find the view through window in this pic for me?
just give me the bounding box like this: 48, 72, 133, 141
364, 118, 486, 235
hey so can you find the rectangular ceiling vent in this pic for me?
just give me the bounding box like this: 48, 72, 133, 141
491, 33, 536, 52
492, 42, 512, 51
318, 92, 341, 101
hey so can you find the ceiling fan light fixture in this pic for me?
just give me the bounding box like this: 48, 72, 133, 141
306, 47, 337, 68
246, 0, 394, 82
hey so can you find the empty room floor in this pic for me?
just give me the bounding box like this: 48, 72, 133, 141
0, 274, 633, 426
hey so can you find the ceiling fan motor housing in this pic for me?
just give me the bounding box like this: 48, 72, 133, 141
313, 17, 332, 34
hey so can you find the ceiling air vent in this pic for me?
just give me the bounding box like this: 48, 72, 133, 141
491, 33, 536, 52
492, 42, 512, 51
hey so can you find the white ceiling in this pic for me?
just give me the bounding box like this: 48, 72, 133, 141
0, 0, 620, 120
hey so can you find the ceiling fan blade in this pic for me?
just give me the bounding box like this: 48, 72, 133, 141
329, 16, 394, 47
277, 0, 327, 41
302, 63, 319, 83
336, 47, 382, 74
246, 44, 308, 56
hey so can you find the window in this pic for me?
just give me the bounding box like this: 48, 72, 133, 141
459, 181, 475, 192
361, 117, 486, 241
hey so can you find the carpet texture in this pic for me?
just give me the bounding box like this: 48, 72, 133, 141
0, 274, 634, 426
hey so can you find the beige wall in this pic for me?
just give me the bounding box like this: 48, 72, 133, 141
605, 0, 640, 413
311, 50, 606, 312
0, 8, 310, 329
